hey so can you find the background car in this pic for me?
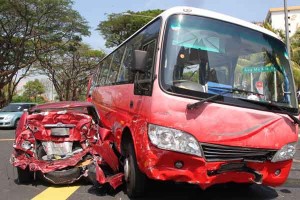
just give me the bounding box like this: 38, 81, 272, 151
0, 103, 36, 128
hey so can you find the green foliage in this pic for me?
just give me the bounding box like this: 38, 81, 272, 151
261, 23, 300, 89
12, 95, 30, 103
0, 0, 89, 106
12, 95, 46, 104
23, 79, 45, 102
262, 22, 285, 40
37, 43, 105, 101
291, 28, 300, 67
292, 61, 300, 89
98, 9, 163, 48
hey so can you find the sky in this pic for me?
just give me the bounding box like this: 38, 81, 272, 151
73, 0, 300, 53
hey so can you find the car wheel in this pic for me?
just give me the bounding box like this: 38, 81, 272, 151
17, 167, 33, 184
42, 168, 81, 184
14, 119, 20, 129
124, 142, 146, 198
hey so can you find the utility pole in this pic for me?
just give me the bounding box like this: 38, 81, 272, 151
284, 0, 291, 60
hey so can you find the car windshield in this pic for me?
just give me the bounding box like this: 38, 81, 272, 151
161, 14, 298, 112
1, 104, 27, 112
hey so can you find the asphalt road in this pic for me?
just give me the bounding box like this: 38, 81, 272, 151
1, 128, 300, 200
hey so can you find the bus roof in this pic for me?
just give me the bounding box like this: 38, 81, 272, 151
103, 6, 280, 59
157, 6, 279, 39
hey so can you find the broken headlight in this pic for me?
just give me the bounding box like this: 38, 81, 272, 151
148, 124, 202, 157
271, 142, 297, 162
21, 141, 32, 151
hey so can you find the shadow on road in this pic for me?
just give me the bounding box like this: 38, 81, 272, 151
126, 181, 278, 200
0, 127, 15, 131
87, 179, 279, 200
8, 172, 284, 200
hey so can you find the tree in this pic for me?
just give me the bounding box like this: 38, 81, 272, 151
37, 43, 105, 101
262, 22, 285, 40
40, 78, 55, 101
291, 28, 300, 66
0, 0, 89, 106
23, 79, 45, 102
261, 23, 300, 89
98, 9, 163, 48
290, 28, 300, 89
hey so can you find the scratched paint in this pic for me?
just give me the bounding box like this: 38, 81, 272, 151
11, 101, 124, 190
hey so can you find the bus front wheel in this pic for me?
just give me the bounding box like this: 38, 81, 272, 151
124, 142, 146, 198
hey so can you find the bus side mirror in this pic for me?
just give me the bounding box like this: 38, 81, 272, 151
133, 50, 147, 73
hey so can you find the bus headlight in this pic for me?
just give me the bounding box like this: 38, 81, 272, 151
148, 124, 202, 157
271, 142, 297, 162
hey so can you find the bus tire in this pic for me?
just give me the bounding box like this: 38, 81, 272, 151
17, 167, 33, 184
124, 142, 146, 198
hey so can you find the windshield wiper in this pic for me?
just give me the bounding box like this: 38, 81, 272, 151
187, 86, 263, 110
239, 98, 300, 125
187, 86, 300, 124
187, 90, 232, 110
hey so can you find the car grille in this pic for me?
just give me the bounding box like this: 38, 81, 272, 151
0, 117, 4, 120
201, 143, 276, 162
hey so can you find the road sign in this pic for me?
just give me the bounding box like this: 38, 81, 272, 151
243, 66, 276, 74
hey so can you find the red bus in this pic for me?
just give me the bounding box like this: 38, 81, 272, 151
90, 6, 299, 197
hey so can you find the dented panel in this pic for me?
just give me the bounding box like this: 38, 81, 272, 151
11, 102, 124, 189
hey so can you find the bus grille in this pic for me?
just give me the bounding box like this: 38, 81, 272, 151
201, 143, 276, 162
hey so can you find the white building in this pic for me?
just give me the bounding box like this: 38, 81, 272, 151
265, 6, 300, 37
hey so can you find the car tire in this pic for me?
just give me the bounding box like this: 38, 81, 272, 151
42, 168, 81, 184
124, 142, 147, 198
14, 119, 20, 129
17, 167, 33, 184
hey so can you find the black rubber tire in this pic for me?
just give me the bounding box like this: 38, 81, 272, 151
86, 164, 98, 185
124, 142, 147, 198
42, 167, 81, 184
17, 167, 33, 184
14, 119, 20, 129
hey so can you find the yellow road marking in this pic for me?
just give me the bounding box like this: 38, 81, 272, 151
32, 186, 80, 200
0, 139, 14, 141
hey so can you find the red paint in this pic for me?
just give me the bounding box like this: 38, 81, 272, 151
93, 141, 119, 172
91, 79, 298, 190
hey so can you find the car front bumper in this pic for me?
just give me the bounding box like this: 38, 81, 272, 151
138, 145, 292, 189
0, 119, 14, 127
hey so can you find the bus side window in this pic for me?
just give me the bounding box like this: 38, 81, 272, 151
119, 44, 133, 83
116, 46, 127, 83
121, 38, 142, 83
95, 64, 102, 86
100, 55, 113, 85
109, 46, 126, 85
142, 40, 156, 80
105, 52, 116, 85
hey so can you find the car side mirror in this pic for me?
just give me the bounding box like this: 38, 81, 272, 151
132, 50, 147, 73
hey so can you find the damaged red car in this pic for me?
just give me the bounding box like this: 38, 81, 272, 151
10, 101, 123, 189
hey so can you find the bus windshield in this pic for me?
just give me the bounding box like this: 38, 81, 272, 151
161, 14, 298, 112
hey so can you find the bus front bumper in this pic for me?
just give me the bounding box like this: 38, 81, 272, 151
139, 147, 292, 189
